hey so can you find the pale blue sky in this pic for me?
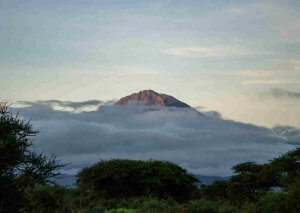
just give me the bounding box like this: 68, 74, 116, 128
1, 0, 300, 127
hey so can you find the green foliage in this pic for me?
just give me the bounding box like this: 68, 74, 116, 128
217, 203, 238, 213
256, 192, 293, 213
229, 161, 275, 204
200, 180, 229, 202
198, 147, 300, 208
186, 199, 218, 213
21, 185, 72, 213
269, 148, 300, 187
77, 159, 198, 201
240, 202, 259, 213
136, 197, 177, 212
0, 104, 63, 212
105, 209, 135, 213
287, 177, 300, 210
232, 161, 263, 174
20, 148, 299, 212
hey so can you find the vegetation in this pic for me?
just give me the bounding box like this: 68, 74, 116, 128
76, 159, 198, 201
1, 105, 299, 212
16, 149, 300, 213
0, 104, 63, 212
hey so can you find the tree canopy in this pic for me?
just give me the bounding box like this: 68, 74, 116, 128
76, 159, 199, 201
0, 104, 62, 212
200, 147, 300, 209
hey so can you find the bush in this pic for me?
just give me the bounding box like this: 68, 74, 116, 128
22, 184, 72, 213
256, 192, 292, 213
187, 200, 218, 213
241, 202, 259, 213
105, 208, 135, 213
200, 180, 229, 202
89, 204, 106, 213
287, 177, 300, 210
217, 203, 238, 213
77, 159, 198, 201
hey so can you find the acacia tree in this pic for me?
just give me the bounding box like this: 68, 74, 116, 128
0, 104, 63, 212
77, 159, 199, 201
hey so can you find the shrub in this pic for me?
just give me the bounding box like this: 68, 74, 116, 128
187, 200, 218, 213
217, 203, 238, 213
240, 202, 259, 213
77, 159, 198, 201
22, 184, 71, 213
256, 192, 292, 213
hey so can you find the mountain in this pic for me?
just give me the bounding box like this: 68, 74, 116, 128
114, 89, 191, 108
193, 175, 229, 185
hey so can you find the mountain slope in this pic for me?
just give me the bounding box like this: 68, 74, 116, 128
114, 89, 190, 108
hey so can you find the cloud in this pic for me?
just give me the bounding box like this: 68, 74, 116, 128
292, 60, 300, 71
13, 101, 297, 177
194, 106, 223, 119
17, 100, 114, 113
270, 88, 300, 99
273, 125, 300, 144
242, 80, 300, 85
162, 46, 268, 58
237, 71, 272, 77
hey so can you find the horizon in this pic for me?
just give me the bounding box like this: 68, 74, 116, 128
10, 87, 300, 129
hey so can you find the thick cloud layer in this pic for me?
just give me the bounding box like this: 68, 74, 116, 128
13, 101, 297, 176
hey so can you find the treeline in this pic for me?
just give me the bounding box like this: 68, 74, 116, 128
1, 105, 300, 213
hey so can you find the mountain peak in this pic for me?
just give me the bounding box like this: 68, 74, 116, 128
114, 90, 190, 108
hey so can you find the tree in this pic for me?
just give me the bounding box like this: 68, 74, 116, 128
22, 184, 72, 213
269, 148, 300, 187
200, 180, 229, 202
76, 159, 199, 201
199, 148, 300, 206
0, 104, 63, 212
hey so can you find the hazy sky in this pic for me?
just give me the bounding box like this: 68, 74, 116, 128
1, 0, 300, 127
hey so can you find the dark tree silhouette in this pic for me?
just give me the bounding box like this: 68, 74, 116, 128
77, 159, 199, 201
0, 104, 63, 212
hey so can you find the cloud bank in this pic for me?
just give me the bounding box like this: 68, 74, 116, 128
270, 88, 300, 99
13, 101, 297, 177
17, 100, 114, 113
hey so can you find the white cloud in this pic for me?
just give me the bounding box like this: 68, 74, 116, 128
238, 70, 273, 77
242, 79, 300, 85
17, 100, 110, 113
162, 46, 268, 58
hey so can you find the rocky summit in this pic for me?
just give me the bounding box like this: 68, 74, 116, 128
114, 89, 191, 108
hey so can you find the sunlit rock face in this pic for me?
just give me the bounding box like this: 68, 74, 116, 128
114, 90, 190, 108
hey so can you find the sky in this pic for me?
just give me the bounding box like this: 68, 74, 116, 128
1, 0, 300, 128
